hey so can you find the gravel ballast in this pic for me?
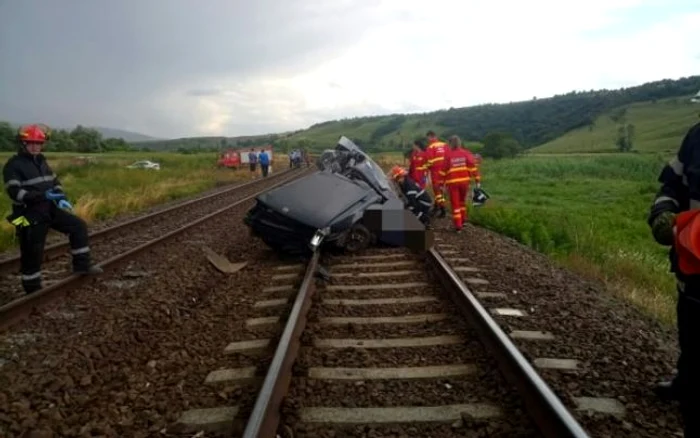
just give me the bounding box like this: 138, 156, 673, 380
432, 219, 684, 437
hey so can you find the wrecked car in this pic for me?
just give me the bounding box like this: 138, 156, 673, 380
243, 136, 433, 256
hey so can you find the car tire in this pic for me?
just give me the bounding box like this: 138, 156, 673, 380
344, 223, 372, 253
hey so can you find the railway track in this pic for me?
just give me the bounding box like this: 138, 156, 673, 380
0, 167, 311, 332
0, 168, 298, 305
172, 243, 592, 437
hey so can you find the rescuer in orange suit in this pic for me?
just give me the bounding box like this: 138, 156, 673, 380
440, 135, 481, 232
408, 139, 428, 189
423, 130, 447, 218
647, 90, 700, 437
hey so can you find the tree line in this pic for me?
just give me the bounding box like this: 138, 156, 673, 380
3, 75, 698, 157
307, 75, 700, 152
0, 122, 138, 153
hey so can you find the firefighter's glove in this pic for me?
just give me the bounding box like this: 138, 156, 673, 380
58, 199, 73, 210
651, 211, 676, 246
45, 189, 66, 201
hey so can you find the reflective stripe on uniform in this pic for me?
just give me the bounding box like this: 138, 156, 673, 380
670, 157, 683, 175
16, 189, 28, 201
21, 271, 41, 281
445, 177, 470, 184
20, 175, 55, 186
667, 157, 689, 186
71, 246, 90, 255
654, 195, 679, 207
4, 179, 20, 188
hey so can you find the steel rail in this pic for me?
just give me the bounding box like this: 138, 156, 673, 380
0, 169, 310, 332
241, 249, 321, 438
425, 247, 590, 438
241, 246, 590, 438
0, 167, 297, 272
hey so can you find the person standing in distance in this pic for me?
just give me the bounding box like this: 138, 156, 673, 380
258, 149, 270, 177
3, 124, 102, 294
248, 148, 258, 179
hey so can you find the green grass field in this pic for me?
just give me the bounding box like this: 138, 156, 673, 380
0, 151, 287, 253
531, 96, 699, 154
377, 151, 678, 324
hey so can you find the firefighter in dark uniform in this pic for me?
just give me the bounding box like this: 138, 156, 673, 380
647, 91, 700, 437
389, 165, 434, 228
3, 124, 103, 294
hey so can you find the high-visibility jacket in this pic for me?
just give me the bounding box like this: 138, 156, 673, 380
424, 140, 447, 172
440, 147, 481, 185
408, 150, 427, 182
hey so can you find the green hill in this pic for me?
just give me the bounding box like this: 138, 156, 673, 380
530, 95, 699, 155
130, 75, 700, 154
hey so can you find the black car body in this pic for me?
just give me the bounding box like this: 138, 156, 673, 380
243, 136, 433, 256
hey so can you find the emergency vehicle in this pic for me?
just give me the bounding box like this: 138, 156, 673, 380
217, 150, 241, 169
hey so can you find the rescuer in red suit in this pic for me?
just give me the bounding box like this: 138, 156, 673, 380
440, 135, 481, 232
408, 139, 428, 189
423, 130, 447, 218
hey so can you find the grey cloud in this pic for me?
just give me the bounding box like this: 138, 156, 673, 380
0, 0, 386, 137
187, 89, 224, 97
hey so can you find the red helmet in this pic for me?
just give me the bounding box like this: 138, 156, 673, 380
389, 165, 408, 180
17, 124, 49, 144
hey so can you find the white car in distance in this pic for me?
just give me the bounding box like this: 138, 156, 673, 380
127, 160, 161, 170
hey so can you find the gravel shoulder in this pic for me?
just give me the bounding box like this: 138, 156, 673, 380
432, 219, 683, 437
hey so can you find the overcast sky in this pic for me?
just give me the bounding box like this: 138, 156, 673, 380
0, 0, 698, 139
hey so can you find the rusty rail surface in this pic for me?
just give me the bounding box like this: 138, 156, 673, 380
0, 167, 297, 272
241, 246, 590, 438
0, 169, 311, 332
241, 249, 321, 438
425, 248, 589, 438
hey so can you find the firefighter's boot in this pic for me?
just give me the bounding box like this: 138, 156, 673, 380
23, 282, 43, 295
72, 252, 103, 276
75, 264, 103, 276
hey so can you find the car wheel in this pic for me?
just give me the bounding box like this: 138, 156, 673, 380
344, 223, 372, 253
